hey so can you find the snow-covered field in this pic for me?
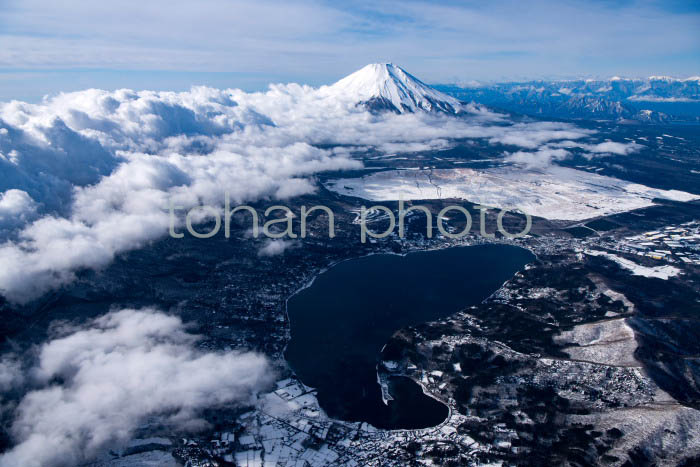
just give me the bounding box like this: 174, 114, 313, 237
585, 250, 681, 279
325, 166, 698, 221
554, 318, 640, 367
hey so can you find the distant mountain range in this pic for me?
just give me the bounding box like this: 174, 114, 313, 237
435, 77, 700, 123
324, 64, 699, 123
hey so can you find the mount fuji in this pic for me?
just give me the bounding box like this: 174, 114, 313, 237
325, 63, 462, 114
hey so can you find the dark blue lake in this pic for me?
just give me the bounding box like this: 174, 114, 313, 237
285, 244, 534, 429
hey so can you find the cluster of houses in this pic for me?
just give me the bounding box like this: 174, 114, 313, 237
606, 222, 700, 265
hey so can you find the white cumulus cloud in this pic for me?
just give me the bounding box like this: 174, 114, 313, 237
506, 138, 643, 168
505, 147, 571, 168
550, 139, 644, 156
0, 308, 273, 467
0, 189, 38, 234
0, 82, 609, 302
258, 238, 297, 257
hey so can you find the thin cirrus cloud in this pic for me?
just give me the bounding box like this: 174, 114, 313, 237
0, 0, 699, 101
0, 307, 273, 467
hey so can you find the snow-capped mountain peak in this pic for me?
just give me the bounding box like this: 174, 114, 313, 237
325, 63, 461, 114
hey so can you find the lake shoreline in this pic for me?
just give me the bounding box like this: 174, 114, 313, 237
283, 242, 536, 430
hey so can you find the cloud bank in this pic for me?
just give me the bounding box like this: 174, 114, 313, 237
0, 81, 622, 302
505, 138, 643, 168
0, 308, 273, 467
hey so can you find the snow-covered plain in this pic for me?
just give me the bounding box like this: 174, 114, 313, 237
325, 165, 699, 221
585, 250, 681, 279
554, 318, 640, 367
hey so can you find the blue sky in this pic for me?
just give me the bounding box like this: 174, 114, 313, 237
0, 0, 698, 101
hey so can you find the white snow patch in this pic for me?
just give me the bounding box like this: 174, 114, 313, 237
585, 250, 681, 279
555, 319, 640, 367
325, 166, 698, 221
